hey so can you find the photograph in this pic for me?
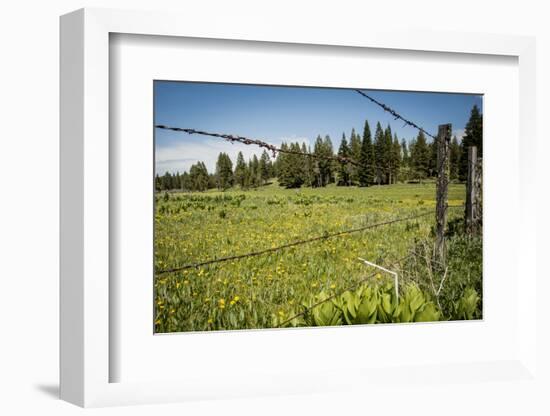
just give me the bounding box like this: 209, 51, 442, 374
153, 81, 483, 333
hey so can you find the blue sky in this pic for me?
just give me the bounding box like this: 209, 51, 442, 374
154, 81, 482, 175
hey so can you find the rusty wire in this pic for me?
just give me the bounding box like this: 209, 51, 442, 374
156, 210, 434, 275
155, 125, 360, 166
355, 89, 438, 140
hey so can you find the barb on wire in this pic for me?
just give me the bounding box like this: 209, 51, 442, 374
156, 126, 404, 174
355, 90, 438, 140
277, 253, 414, 327
156, 211, 433, 275
155, 125, 360, 166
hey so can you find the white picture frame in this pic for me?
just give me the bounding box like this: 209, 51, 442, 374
60, 7, 538, 408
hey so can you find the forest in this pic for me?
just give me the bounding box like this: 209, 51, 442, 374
155, 105, 482, 192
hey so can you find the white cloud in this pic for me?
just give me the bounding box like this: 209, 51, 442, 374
155, 136, 312, 175
452, 129, 465, 142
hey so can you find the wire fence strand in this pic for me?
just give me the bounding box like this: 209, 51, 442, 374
355, 90, 438, 140
156, 211, 435, 275
276, 206, 464, 328
155, 125, 360, 166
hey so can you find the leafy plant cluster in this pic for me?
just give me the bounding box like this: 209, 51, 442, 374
278, 282, 441, 328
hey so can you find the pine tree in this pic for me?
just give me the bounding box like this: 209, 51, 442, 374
349, 128, 362, 184
259, 150, 271, 185
155, 174, 161, 192
278, 142, 305, 188
323, 135, 335, 184
277, 142, 289, 187
312, 135, 334, 187
215, 152, 233, 190
275, 143, 287, 186
359, 119, 374, 186
383, 125, 393, 184
301, 142, 314, 187
374, 122, 385, 185
249, 154, 260, 187
312, 135, 323, 187
189, 161, 209, 191
181, 171, 191, 191
392, 134, 401, 184
459, 105, 483, 181
234, 151, 248, 189
410, 131, 430, 182
160, 172, 172, 190
400, 139, 410, 181
337, 133, 351, 186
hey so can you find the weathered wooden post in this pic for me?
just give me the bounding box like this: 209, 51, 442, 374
435, 124, 451, 266
465, 146, 481, 235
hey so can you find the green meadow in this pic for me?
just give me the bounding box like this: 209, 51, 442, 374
154, 181, 482, 332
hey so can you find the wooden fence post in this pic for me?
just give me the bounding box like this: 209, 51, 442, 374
435, 124, 451, 266
465, 146, 481, 235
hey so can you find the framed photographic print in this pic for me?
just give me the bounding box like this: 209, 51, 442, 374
60, 7, 538, 408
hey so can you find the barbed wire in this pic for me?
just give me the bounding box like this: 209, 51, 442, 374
277, 253, 414, 327
155, 125, 360, 166
157, 205, 464, 275
153, 126, 437, 183
355, 90, 438, 141
156, 210, 435, 275
157, 89, 466, 182
154, 125, 408, 175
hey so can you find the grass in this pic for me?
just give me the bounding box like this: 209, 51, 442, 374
154, 181, 475, 332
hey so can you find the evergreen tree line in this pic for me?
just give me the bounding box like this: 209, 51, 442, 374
155, 105, 482, 191
274, 105, 481, 189
155, 149, 275, 192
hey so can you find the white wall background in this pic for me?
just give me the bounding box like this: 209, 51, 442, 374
0, 1, 548, 415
